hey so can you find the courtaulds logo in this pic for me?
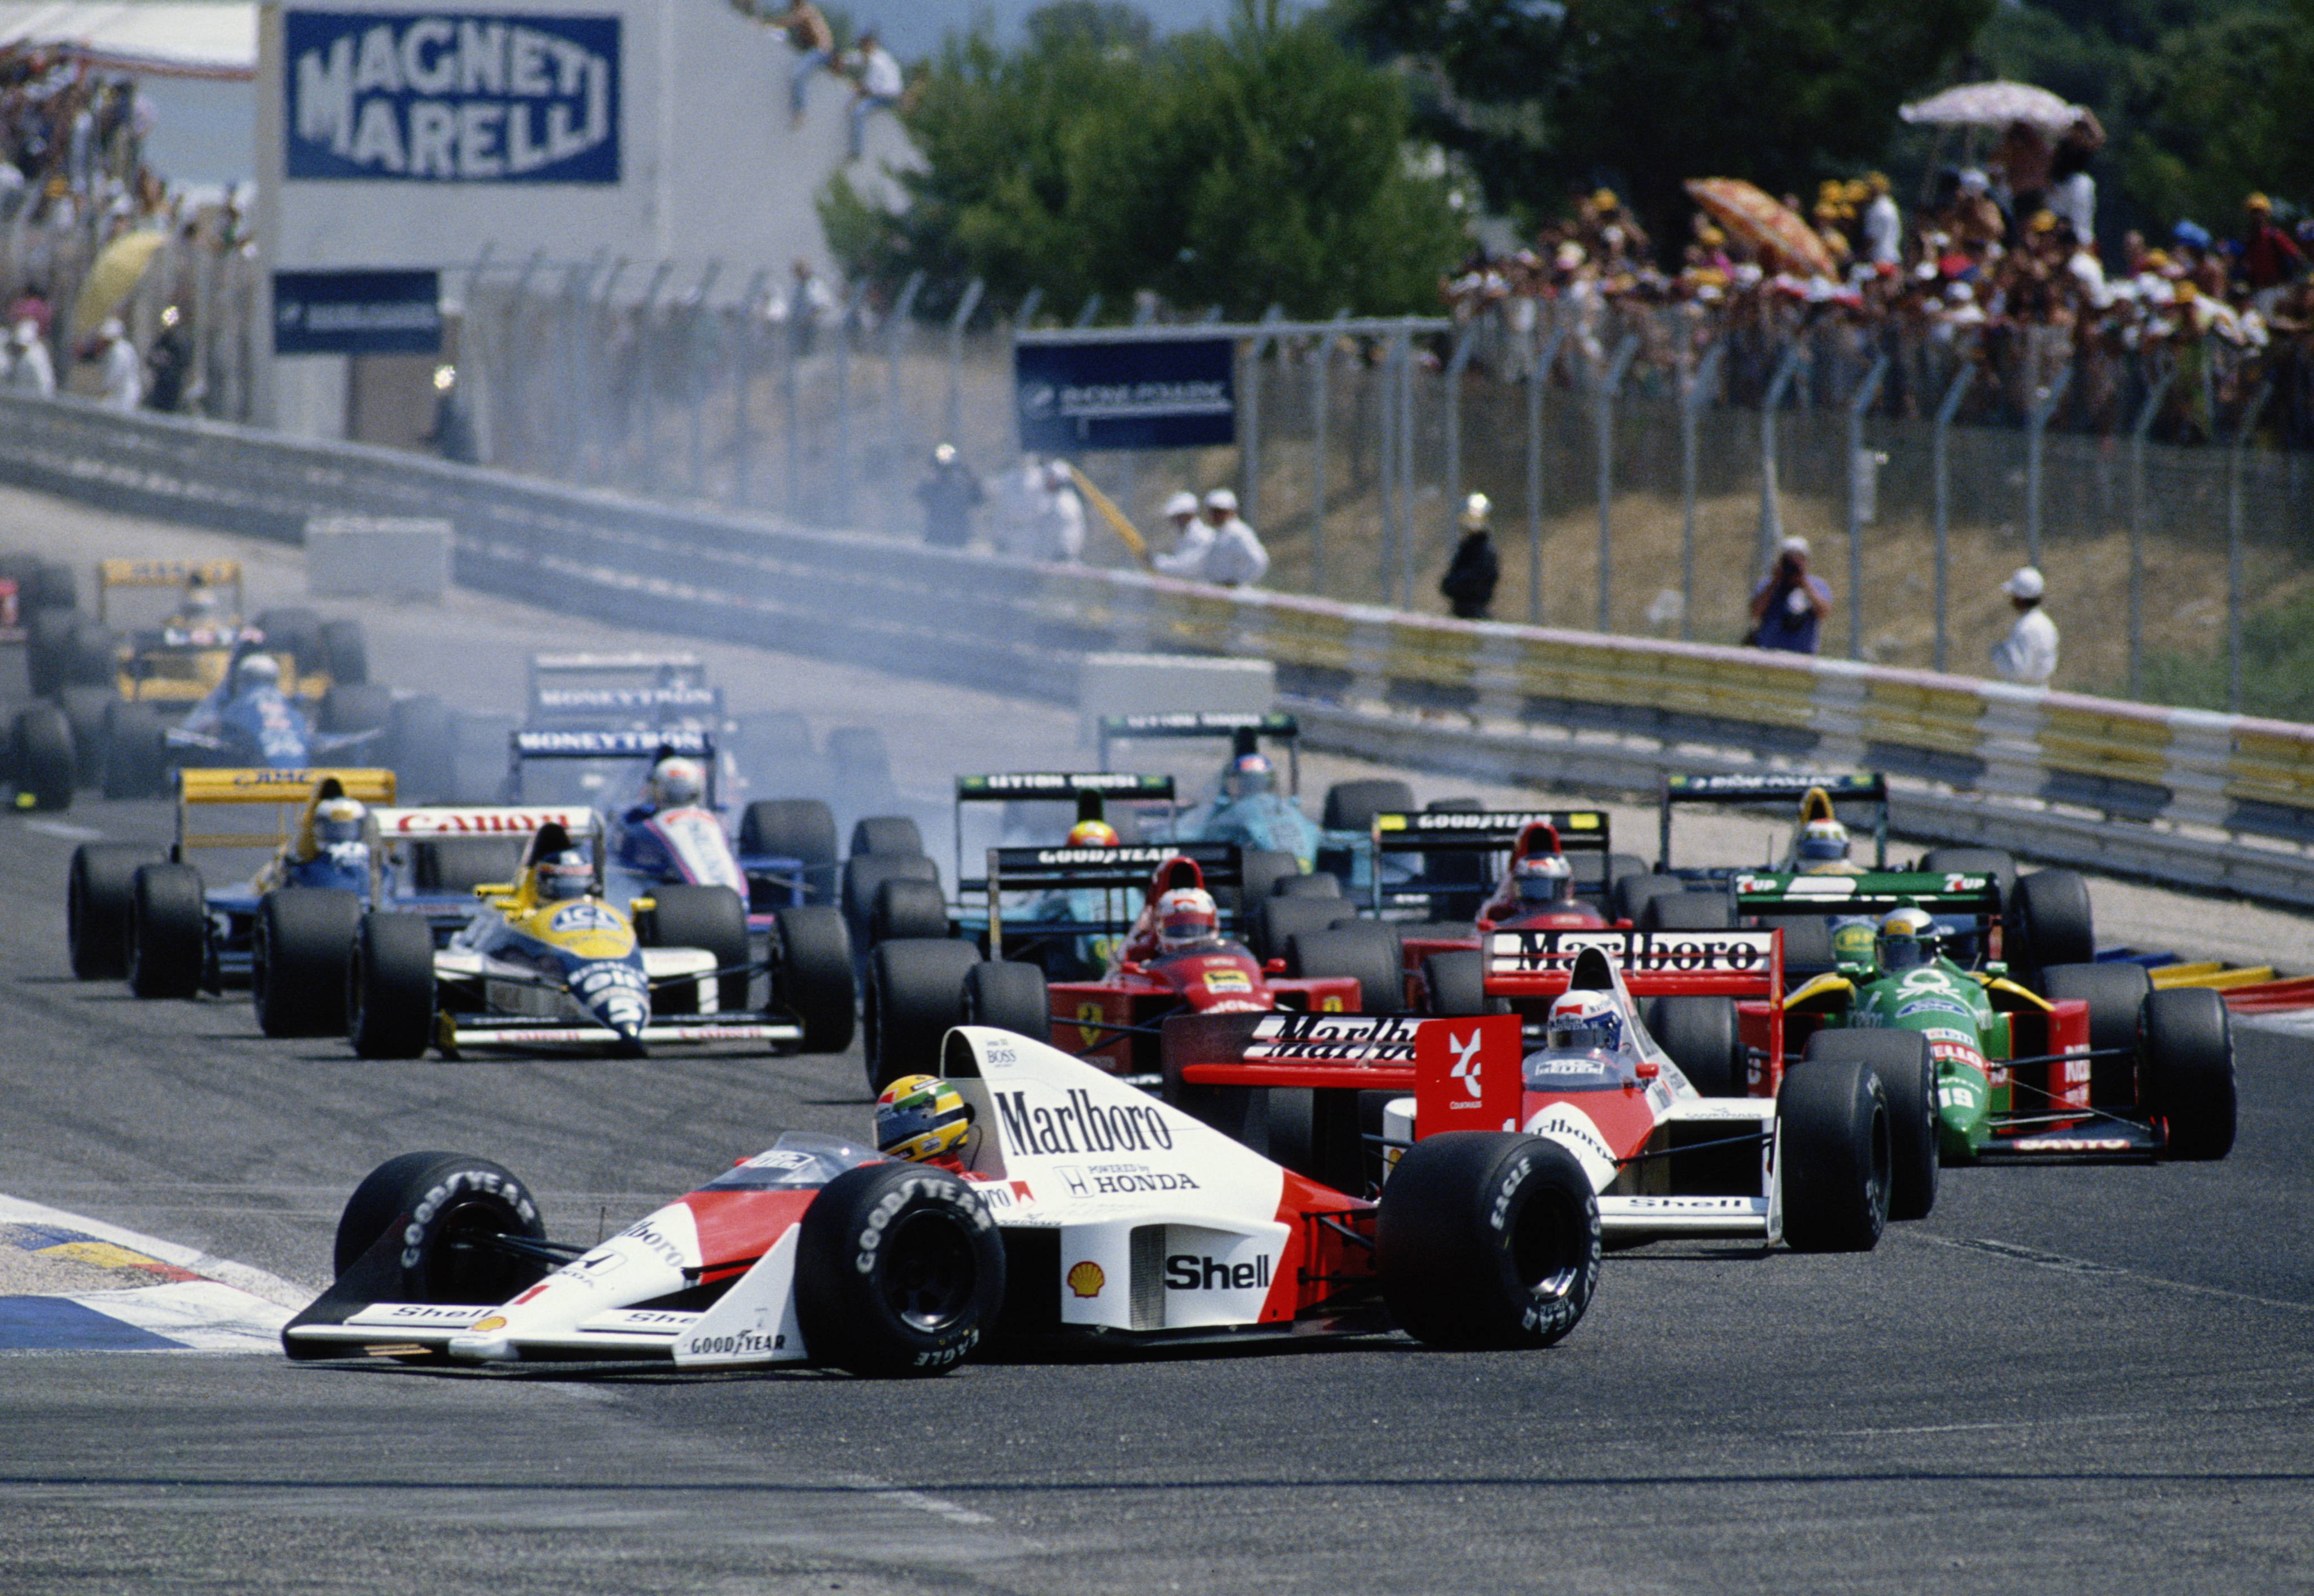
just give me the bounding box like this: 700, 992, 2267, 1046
1066, 1260, 1105, 1298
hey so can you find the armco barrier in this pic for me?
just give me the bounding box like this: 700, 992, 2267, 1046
5, 393, 2314, 904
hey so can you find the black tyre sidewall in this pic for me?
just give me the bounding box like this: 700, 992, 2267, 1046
334, 1151, 545, 1302
2142, 986, 2237, 1161
794, 1162, 1003, 1376
349, 914, 437, 1059
1778, 1056, 1891, 1253
771, 903, 857, 1054
1376, 1131, 1601, 1350
1803, 1028, 1937, 1222
68, 843, 163, 979
863, 938, 976, 1092
127, 863, 206, 999
962, 958, 1051, 1043
255, 888, 363, 1038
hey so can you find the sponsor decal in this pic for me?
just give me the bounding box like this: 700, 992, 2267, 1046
468, 1315, 508, 1332
743, 1150, 816, 1171
1670, 773, 1870, 793
389, 808, 588, 834
513, 728, 711, 756
1024, 845, 1179, 867
613, 1218, 688, 1274
226, 768, 328, 787
1920, 1026, 1974, 1044
1056, 1166, 1089, 1198
284, 11, 620, 184
1447, 1028, 1485, 1100
1066, 1260, 1105, 1298
1396, 810, 1604, 835
1929, 1040, 1987, 1069
534, 686, 718, 711
1075, 1000, 1107, 1050
1896, 998, 1973, 1020
965, 772, 1165, 793
1164, 1254, 1273, 1292
1246, 1012, 1422, 1062
549, 902, 623, 934
1489, 929, 1774, 974
683, 1329, 785, 1357
993, 1088, 1177, 1156
1203, 969, 1253, 994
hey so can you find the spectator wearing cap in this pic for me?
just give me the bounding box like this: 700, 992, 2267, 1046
1990, 567, 2058, 685
5, 318, 52, 395
92, 316, 138, 412
1198, 487, 1269, 588
1748, 536, 1831, 654
1151, 491, 1211, 577
915, 441, 981, 550
2238, 194, 2306, 317
1438, 492, 1501, 620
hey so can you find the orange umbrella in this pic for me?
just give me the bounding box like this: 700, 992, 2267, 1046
1684, 177, 1836, 278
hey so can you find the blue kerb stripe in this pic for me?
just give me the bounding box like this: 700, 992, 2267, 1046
0, 1298, 186, 1351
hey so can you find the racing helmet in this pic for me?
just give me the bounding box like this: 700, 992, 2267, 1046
1796, 817, 1851, 868
1545, 991, 1625, 1055
1066, 818, 1119, 848
535, 847, 593, 902
313, 795, 366, 847
1156, 886, 1220, 953
233, 652, 281, 694
649, 755, 705, 809
1876, 906, 1937, 971
1223, 751, 1273, 799
1514, 852, 1576, 906
876, 1074, 971, 1163
180, 584, 219, 619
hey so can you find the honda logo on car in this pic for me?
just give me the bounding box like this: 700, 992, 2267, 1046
1165, 1253, 1272, 1291
995, 1087, 1176, 1156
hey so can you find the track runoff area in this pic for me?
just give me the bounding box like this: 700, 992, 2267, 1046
2, 483, 2311, 1594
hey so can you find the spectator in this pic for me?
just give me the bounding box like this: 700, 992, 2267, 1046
422, 363, 478, 462
5, 316, 51, 395
1748, 536, 1830, 654
992, 452, 1050, 559
1990, 567, 2059, 685
2048, 111, 2104, 244
766, 1, 835, 130
144, 303, 190, 413
847, 29, 902, 162
1151, 491, 1209, 577
1439, 492, 1501, 619
91, 316, 138, 412
1991, 120, 2053, 241
1039, 459, 1086, 563
1198, 487, 1269, 588
2238, 194, 2306, 317
786, 257, 834, 356
915, 442, 981, 549
1860, 171, 1901, 267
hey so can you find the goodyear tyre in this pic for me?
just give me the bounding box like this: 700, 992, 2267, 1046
962, 958, 1050, 1045
871, 876, 950, 945
1778, 1055, 1892, 1253
1288, 924, 1405, 1015
740, 797, 839, 905
848, 813, 923, 859
2142, 986, 2235, 1161
1322, 778, 1414, 833
770, 903, 856, 1054
253, 887, 363, 1038
794, 1161, 1004, 1377
2010, 869, 2095, 977
1253, 895, 1338, 963
1422, 948, 1493, 1018
1640, 890, 1734, 932
862, 937, 976, 1092
2040, 961, 2152, 1108
1270, 871, 1340, 899
331, 1152, 547, 1303
842, 852, 938, 952
99, 700, 166, 800
1645, 995, 1742, 1099
12, 703, 74, 811
349, 912, 437, 1059
126, 862, 206, 999
1376, 1131, 1600, 1350
1801, 1028, 1935, 1222
637, 883, 749, 1013
68, 842, 166, 979
58, 685, 111, 787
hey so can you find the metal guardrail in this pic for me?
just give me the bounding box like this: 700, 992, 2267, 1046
3, 391, 2312, 905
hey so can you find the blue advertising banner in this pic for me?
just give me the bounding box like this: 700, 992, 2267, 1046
1014, 338, 1237, 451
274, 270, 443, 354
284, 11, 620, 183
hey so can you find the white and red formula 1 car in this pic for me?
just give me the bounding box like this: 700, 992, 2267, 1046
282, 1020, 1600, 1374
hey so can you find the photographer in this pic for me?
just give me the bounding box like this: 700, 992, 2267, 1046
1748, 536, 1831, 654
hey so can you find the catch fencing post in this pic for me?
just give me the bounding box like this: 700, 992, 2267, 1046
1396, 323, 1418, 607
586, 256, 627, 483
2023, 364, 2072, 569
1845, 355, 1888, 660
687, 261, 723, 497
945, 277, 984, 452
1930, 363, 1972, 674
732, 266, 769, 507
833, 279, 870, 524
885, 270, 925, 493
635, 259, 676, 492
1442, 322, 1477, 535
1014, 287, 1043, 329
1310, 311, 1348, 596
1528, 325, 1566, 625
1244, 304, 1284, 526
1072, 293, 1102, 328
1595, 334, 1638, 633
1679, 338, 1723, 641
2228, 381, 2274, 713
1756, 342, 1806, 575
2125, 366, 2176, 699
1377, 329, 1401, 602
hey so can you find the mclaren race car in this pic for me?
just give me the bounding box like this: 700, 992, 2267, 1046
281, 1021, 1602, 1372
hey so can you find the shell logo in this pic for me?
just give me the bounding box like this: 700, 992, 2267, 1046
469, 1315, 508, 1333
1065, 1260, 1105, 1298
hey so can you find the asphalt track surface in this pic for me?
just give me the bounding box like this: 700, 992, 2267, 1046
3, 488, 2312, 1594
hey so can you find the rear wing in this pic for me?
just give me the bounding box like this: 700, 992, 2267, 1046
365, 805, 601, 908
1365, 808, 1609, 914
1658, 771, 1888, 870
96, 558, 243, 624
985, 841, 1242, 955
173, 767, 397, 854
526, 651, 707, 694
954, 772, 1178, 888
1096, 711, 1300, 791
1482, 928, 1783, 999
527, 684, 724, 721
369, 805, 600, 838
1160, 1011, 1525, 1134
1731, 871, 2003, 924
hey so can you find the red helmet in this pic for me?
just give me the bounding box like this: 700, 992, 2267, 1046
1156, 887, 1219, 953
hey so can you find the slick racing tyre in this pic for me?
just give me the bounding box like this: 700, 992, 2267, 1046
2141, 986, 2236, 1162
793, 1161, 1004, 1378
319, 618, 368, 686
1288, 924, 1405, 1015
253, 888, 363, 1038
1238, 849, 1300, 912
1613, 872, 1685, 927
99, 700, 166, 800
862, 938, 977, 1093
1777, 916, 1836, 977
319, 682, 393, 735
1640, 890, 1734, 932
637, 883, 750, 1013
1253, 896, 1338, 963
2009, 869, 2095, 979
740, 797, 839, 905
1421, 949, 1493, 1018
1270, 871, 1340, 898
348, 913, 438, 1060
2040, 961, 2152, 1108
68, 842, 166, 979
250, 606, 322, 669
58, 685, 112, 787
962, 958, 1050, 1045
848, 814, 924, 859
126, 862, 206, 1000
1919, 847, 2017, 901
871, 877, 951, 945
1802, 1028, 1936, 1222
1376, 1131, 1600, 1350
1644, 995, 1741, 1099
331, 1152, 547, 1302
1322, 779, 1414, 833
11, 703, 74, 811
843, 852, 938, 951
1778, 1053, 1893, 1253
770, 904, 856, 1055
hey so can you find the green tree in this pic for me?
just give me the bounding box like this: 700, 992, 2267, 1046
821, 1, 1465, 319
1345, 0, 1994, 250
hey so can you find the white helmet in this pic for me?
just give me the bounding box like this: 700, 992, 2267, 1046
234, 652, 281, 693
1877, 906, 1937, 972
650, 755, 705, 808
1545, 990, 1625, 1055
1155, 886, 1219, 953
314, 795, 366, 846
1514, 852, 1575, 905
